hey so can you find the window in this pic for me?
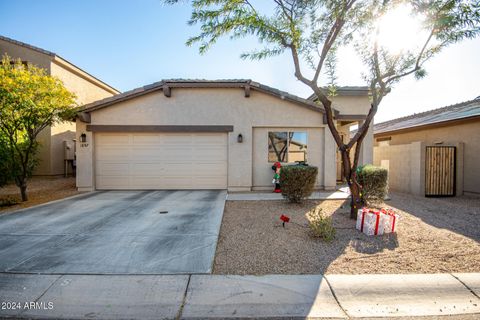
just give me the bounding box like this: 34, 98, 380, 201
9, 60, 29, 69
268, 131, 307, 163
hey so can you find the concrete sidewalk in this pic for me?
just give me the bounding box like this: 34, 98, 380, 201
227, 190, 350, 201
1, 273, 479, 319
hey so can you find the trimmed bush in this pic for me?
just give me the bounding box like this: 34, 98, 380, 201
357, 164, 388, 204
307, 207, 335, 242
280, 165, 318, 203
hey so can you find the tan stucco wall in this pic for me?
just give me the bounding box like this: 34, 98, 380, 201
331, 95, 371, 115
34, 127, 52, 175
50, 121, 76, 175
50, 61, 114, 106
374, 120, 479, 194
49, 60, 115, 175
77, 88, 359, 191
0, 39, 51, 71
373, 142, 425, 195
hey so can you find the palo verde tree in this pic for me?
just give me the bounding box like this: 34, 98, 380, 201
166, 0, 480, 218
0, 55, 76, 201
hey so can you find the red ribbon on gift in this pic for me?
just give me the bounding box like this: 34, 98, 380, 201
381, 208, 397, 232
360, 208, 366, 232
360, 208, 381, 235
374, 211, 380, 235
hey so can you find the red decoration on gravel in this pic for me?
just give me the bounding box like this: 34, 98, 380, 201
280, 214, 290, 227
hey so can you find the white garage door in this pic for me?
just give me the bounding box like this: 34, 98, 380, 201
95, 132, 227, 190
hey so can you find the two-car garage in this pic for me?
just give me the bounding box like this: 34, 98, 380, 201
95, 132, 228, 190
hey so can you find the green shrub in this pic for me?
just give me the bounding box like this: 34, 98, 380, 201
307, 207, 335, 242
280, 165, 318, 203
357, 164, 388, 204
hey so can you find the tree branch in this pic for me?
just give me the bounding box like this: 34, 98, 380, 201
289, 45, 312, 86
312, 0, 357, 84
385, 28, 435, 85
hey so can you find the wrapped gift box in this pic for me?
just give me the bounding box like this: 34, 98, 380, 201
380, 208, 400, 233
356, 208, 399, 236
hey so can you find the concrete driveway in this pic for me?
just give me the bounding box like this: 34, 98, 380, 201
0, 190, 226, 274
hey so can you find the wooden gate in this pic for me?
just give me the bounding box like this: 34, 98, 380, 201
425, 146, 456, 197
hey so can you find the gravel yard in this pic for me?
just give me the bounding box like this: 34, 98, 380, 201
0, 176, 79, 213
213, 192, 480, 274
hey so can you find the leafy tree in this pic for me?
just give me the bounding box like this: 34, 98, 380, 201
166, 0, 480, 218
0, 55, 76, 201
0, 132, 10, 187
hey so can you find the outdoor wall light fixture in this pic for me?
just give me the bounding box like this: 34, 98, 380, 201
80, 133, 87, 143
237, 134, 243, 143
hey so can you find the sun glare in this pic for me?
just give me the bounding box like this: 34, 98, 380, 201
376, 4, 426, 54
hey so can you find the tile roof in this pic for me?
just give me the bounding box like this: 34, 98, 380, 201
79, 79, 329, 114
374, 97, 480, 135
0, 35, 119, 94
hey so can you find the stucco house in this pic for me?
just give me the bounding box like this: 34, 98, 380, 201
0, 35, 119, 176
373, 97, 480, 196
75, 79, 372, 192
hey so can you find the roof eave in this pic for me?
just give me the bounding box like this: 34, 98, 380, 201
374, 114, 480, 136
52, 56, 120, 95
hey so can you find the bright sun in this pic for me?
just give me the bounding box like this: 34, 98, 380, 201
376, 4, 426, 54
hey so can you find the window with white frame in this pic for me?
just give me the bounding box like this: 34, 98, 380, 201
268, 131, 307, 163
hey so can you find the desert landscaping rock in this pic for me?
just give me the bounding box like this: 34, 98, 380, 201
0, 176, 79, 213
214, 192, 480, 274
182, 274, 347, 319
326, 274, 480, 317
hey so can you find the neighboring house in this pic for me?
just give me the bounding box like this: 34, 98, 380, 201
75, 79, 372, 192
373, 97, 480, 196
0, 35, 119, 176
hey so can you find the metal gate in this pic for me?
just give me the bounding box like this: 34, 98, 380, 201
425, 146, 456, 197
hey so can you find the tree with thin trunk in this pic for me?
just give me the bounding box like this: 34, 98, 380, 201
166, 0, 479, 218
0, 55, 76, 201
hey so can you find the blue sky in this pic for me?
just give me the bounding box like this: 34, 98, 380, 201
1, 0, 479, 123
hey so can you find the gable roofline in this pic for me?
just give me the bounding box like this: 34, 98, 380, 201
0, 35, 120, 95
78, 79, 330, 114
373, 97, 480, 135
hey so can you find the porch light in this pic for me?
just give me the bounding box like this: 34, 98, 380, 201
237, 134, 243, 143
80, 133, 87, 143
